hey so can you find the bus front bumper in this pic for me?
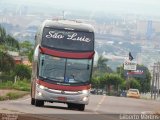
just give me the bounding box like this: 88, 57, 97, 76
35, 85, 90, 105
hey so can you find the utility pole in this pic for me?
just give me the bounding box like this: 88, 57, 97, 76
158, 62, 160, 98
151, 64, 155, 99
151, 62, 160, 100
154, 71, 157, 100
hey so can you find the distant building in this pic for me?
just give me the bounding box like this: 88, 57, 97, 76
7, 51, 31, 66
21, 56, 32, 66
137, 20, 160, 38
146, 20, 153, 40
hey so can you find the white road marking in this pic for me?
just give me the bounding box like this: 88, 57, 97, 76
94, 95, 106, 114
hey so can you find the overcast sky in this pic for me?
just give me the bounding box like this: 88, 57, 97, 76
1, 0, 160, 16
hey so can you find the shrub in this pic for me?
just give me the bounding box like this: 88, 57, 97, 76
14, 64, 31, 80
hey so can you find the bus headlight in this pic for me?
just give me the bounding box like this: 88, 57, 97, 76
39, 85, 45, 89
81, 90, 89, 94
36, 84, 47, 90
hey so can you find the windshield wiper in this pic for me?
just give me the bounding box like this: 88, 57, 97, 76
45, 66, 63, 71
67, 67, 87, 70
43, 76, 64, 81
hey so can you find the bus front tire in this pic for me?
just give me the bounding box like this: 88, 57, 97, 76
67, 103, 85, 111
35, 99, 44, 107
67, 103, 74, 109
31, 98, 35, 105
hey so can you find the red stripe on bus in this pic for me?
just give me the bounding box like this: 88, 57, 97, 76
39, 46, 94, 59
37, 79, 91, 91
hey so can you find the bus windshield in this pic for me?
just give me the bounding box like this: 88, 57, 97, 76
38, 53, 92, 84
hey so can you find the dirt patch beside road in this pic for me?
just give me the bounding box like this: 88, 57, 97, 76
0, 89, 29, 101
0, 89, 18, 96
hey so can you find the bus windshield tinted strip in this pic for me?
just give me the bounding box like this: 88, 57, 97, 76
41, 27, 94, 51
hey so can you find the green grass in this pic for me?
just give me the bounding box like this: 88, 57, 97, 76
0, 80, 31, 91
0, 95, 8, 101
0, 91, 29, 101
0, 81, 13, 89
0, 80, 30, 101
13, 80, 31, 91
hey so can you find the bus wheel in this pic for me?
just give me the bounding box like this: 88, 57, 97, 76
67, 103, 74, 109
78, 104, 85, 111
31, 98, 35, 105
35, 99, 44, 107
68, 103, 85, 111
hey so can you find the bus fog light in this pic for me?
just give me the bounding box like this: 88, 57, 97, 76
37, 92, 42, 96
82, 97, 88, 101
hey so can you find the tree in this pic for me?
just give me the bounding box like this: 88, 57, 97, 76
0, 26, 19, 73
117, 64, 151, 93
19, 41, 33, 56
119, 78, 141, 90
93, 55, 112, 77
126, 78, 141, 90
97, 55, 108, 71
91, 76, 101, 89
135, 65, 151, 93
0, 52, 14, 73
91, 74, 107, 95
14, 64, 31, 80
28, 49, 34, 63
0, 26, 19, 51
116, 65, 124, 78
91, 71, 105, 89
103, 73, 124, 95
19, 41, 34, 63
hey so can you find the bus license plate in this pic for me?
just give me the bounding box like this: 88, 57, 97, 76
57, 97, 67, 101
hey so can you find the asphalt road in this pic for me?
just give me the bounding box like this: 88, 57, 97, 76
0, 95, 160, 120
